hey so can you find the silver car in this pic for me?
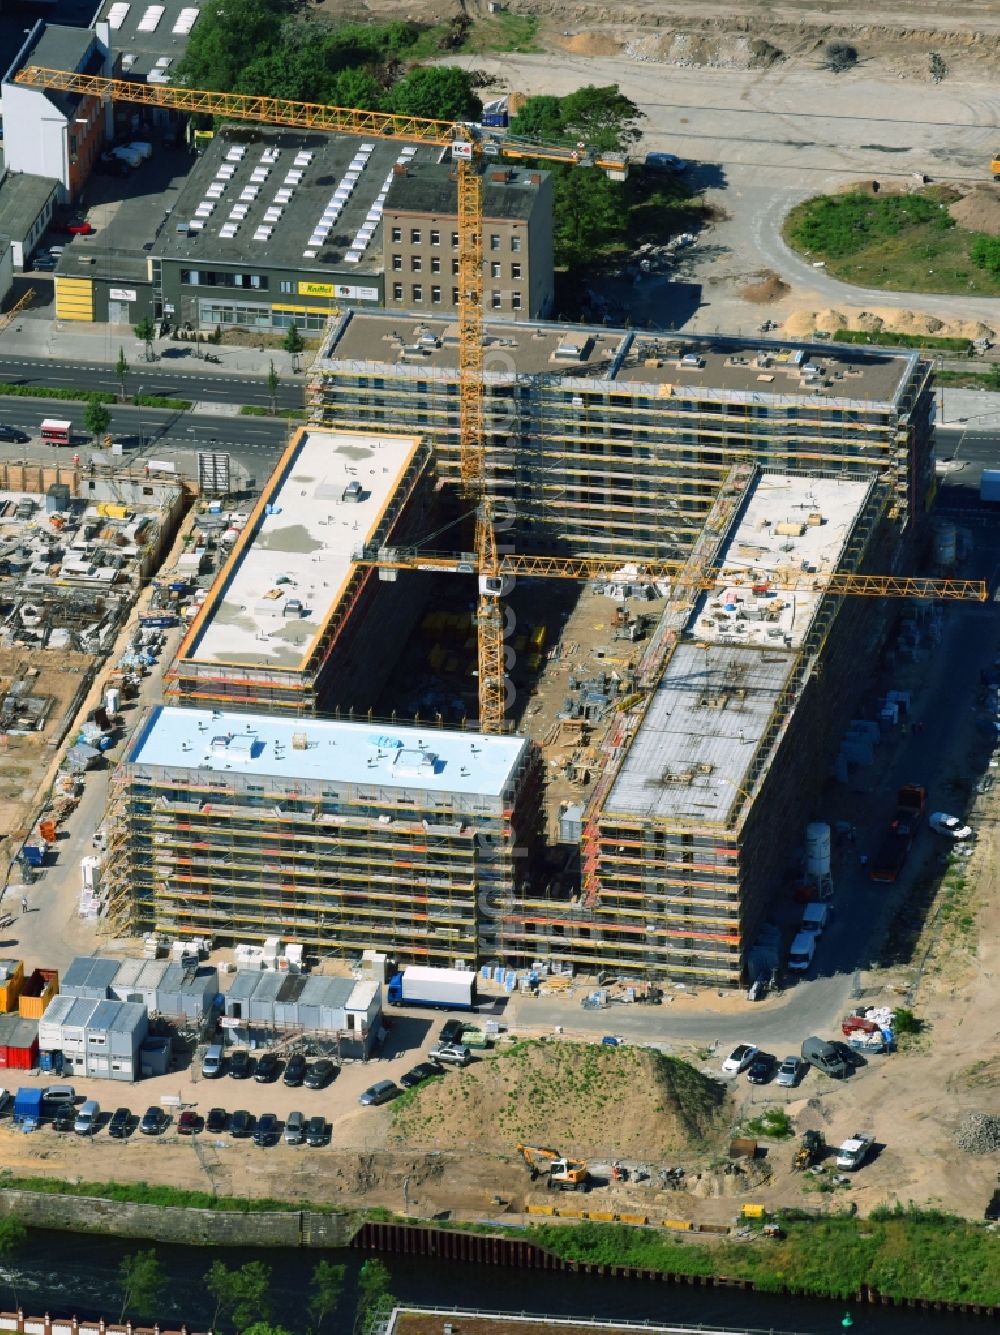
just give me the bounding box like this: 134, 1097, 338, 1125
776, 1055, 802, 1087
283, 1110, 305, 1145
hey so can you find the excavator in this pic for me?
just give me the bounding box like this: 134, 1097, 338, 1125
791, 1129, 825, 1171
517, 1143, 590, 1192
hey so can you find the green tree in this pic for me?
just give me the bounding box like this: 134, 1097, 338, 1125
116, 346, 129, 399
267, 358, 279, 416
134, 316, 156, 362
971, 234, 1000, 275
119, 1248, 167, 1322
0, 1218, 27, 1309
84, 394, 112, 443
241, 1326, 293, 1335
205, 1259, 273, 1333
307, 1260, 346, 1331
551, 164, 624, 268
282, 322, 305, 371
388, 65, 480, 121
177, 0, 295, 91
559, 84, 643, 150
508, 94, 566, 143
354, 1259, 394, 1335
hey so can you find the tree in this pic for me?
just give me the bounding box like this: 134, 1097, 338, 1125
510, 85, 643, 153
508, 94, 566, 143
205, 1259, 273, 1334
267, 359, 279, 416
282, 322, 305, 371
0, 1218, 26, 1310
134, 316, 156, 362
307, 1260, 346, 1331
118, 1248, 167, 1322
241, 1326, 293, 1335
354, 1259, 394, 1335
388, 65, 481, 122
177, 0, 295, 91
551, 164, 625, 269
116, 345, 129, 399
84, 394, 112, 443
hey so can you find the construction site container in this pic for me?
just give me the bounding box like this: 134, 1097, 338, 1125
387, 965, 477, 1010
61, 955, 120, 1000
0, 1014, 38, 1069
0, 961, 24, 1013
18, 968, 58, 1020
46, 483, 71, 512
804, 823, 831, 878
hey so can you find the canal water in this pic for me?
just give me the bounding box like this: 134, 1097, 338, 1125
0, 1230, 979, 1334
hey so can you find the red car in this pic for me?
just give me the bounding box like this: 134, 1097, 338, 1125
177, 1110, 203, 1135
68, 222, 94, 235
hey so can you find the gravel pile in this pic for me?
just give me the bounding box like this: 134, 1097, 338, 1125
956, 1112, 1000, 1153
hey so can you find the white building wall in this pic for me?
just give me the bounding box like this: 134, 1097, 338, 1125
0, 83, 68, 198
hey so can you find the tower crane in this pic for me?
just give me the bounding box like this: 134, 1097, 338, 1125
14, 68, 988, 735
13, 63, 628, 734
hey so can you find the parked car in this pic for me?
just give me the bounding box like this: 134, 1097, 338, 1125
253, 1052, 281, 1083
108, 1107, 133, 1139
74, 1099, 100, 1135
428, 1042, 472, 1067
43, 1084, 76, 1106
206, 1107, 228, 1134
230, 1109, 254, 1138
283, 1053, 307, 1087
439, 1019, 465, 1045
201, 1043, 224, 1078
776, 1056, 802, 1088
399, 1061, 443, 1090
253, 1113, 279, 1147
303, 1059, 335, 1090
140, 1106, 167, 1136
929, 811, 972, 840
800, 1036, 850, 1080
359, 1080, 399, 1107
283, 1110, 305, 1145
746, 1052, 775, 1085
67, 221, 95, 236
34, 255, 57, 271
0, 426, 29, 444
305, 1115, 328, 1147
50, 1106, 75, 1133
645, 151, 688, 173
722, 1043, 758, 1074
178, 1110, 203, 1135
228, 1049, 253, 1080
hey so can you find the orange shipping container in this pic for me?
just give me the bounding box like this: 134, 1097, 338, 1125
18, 967, 58, 1020
0, 960, 25, 1014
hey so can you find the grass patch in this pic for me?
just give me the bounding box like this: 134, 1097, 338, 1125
531, 1210, 1000, 1305
458, 12, 541, 53
0, 1173, 314, 1212
827, 328, 972, 354
784, 188, 1000, 295
133, 393, 192, 411
0, 384, 115, 404
741, 1107, 794, 1139
936, 368, 1000, 389
239, 405, 311, 420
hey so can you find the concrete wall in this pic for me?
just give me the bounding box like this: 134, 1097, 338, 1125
0, 1188, 355, 1248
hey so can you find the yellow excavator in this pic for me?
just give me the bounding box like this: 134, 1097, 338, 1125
992, 152, 1000, 181
517, 1143, 590, 1192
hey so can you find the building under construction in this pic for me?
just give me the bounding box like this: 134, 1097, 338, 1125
310, 312, 935, 565
165, 424, 433, 714
105, 707, 541, 962
108, 319, 940, 983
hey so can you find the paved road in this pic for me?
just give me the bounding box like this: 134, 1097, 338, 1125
0, 353, 306, 411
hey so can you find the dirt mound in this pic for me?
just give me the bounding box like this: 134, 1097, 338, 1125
557, 30, 623, 57
782, 308, 849, 337
390, 1039, 729, 1159
740, 270, 790, 303
949, 186, 1000, 236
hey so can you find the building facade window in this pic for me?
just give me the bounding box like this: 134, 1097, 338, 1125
430, 229, 441, 245
430, 256, 441, 274
431, 285, 441, 304
392, 255, 402, 271
391, 227, 402, 243
451, 231, 459, 247
279, 279, 293, 293
511, 234, 522, 252
512, 291, 522, 310
491, 290, 502, 309
180, 270, 269, 290
451, 287, 459, 304
451, 257, 459, 276
410, 256, 422, 272
412, 284, 423, 302
490, 262, 501, 278
410, 228, 421, 244
489, 234, 501, 251
392, 282, 403, 300
511, 263, 522, 279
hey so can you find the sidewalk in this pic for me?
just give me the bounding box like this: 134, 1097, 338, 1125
0, 313, 303, 379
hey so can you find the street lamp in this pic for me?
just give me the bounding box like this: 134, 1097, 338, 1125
136, 384, 144, 450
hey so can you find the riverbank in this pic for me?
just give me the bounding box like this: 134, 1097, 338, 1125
0, 1178, 996, 1314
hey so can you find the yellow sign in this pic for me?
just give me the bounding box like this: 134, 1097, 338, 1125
298, 281, 334, 298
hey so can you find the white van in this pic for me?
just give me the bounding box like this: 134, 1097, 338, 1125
74, 1099, 100, 1135
800, 902, 830, 935
788, 931, 817, 972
